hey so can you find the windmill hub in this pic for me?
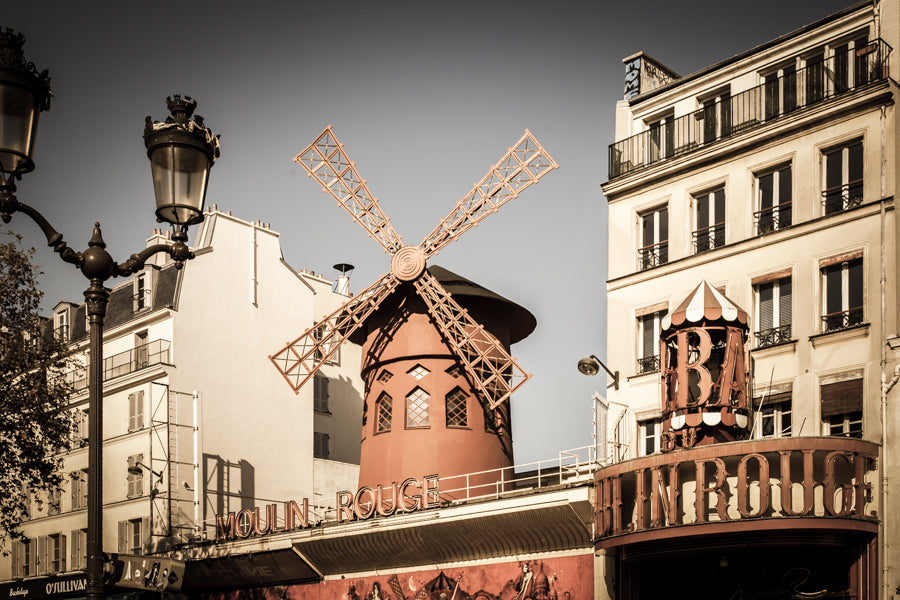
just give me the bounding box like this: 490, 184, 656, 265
391, 245, 427, 282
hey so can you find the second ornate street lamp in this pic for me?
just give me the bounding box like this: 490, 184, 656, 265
0, 28, 220, 600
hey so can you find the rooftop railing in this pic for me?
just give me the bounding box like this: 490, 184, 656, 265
609, 39, 892, 179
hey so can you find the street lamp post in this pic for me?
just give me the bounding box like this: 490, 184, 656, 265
0, 29, 219, 600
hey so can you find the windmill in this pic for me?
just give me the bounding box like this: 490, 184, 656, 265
270, 126, 557, 491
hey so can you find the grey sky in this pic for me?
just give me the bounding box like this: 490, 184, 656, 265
6, 0, 855, 464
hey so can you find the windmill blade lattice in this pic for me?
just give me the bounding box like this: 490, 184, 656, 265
270, 273, 400, 391
270, 126, 557, 406
420, 130, 558, 258
412, 270, 530, 410
294, 126, 403, 255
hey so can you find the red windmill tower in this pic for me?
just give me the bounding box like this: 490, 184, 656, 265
270, 126, 556, 495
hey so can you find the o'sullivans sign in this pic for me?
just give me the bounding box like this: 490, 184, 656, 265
216, 475, 439, 542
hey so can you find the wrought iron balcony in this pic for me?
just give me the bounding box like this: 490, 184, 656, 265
62, 339, 171, 390
637, 241, 668, 271
754, 324, 792, 348
822, 308, 864, 333
692, 223, 725, 254
608, 39, 892, 179
754, 202, 792, 235
636, 354, 660, 375
822, 180, 864, 214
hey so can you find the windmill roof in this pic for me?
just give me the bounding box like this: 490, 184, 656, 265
661, 280, 748, 332
428, 265, 537, 344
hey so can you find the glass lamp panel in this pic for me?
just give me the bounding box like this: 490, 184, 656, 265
150, 144, 210, 225
0, 84, 39, 173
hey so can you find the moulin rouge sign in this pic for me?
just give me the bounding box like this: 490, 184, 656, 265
216, 475, 439, 542
593, 439, 878, 545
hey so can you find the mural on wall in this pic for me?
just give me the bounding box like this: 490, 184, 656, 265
202, 555, 592, 600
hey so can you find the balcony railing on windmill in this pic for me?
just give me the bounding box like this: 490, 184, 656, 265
822, 308, 864, 333
754, 202, 792, 235
755, 324, 792, 349
62, 339, 172, 390
692, 223, 725, 254
636, 354, 660, 375
608, 39, 892, 179
638, 241, 668, 271
821, 180, 864, 215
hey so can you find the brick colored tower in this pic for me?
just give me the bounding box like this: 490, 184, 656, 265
350, 266, 535, 494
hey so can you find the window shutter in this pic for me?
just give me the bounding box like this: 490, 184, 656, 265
12, 540, 20, 577
141, 517, 150, 551
779, 279, 792, 327
37, 536, 47, 575
117, 521, 127, 553
821, 379, 863, 417
59, 535, 66, 572
70, 530, 78, 570
758, 283, 774, 330
324, 434, 330, 459
128, 393, 136, 431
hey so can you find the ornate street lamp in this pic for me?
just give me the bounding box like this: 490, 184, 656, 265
0, 29, 219, 600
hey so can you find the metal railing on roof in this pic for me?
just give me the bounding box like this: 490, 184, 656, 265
609, 39, 892, 179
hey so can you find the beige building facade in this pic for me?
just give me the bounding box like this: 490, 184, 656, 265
601, 0, 899, 596
1, 207, 364, 581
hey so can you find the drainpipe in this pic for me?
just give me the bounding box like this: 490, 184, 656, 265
192, 391, 201, 538
879, 102, 889, 599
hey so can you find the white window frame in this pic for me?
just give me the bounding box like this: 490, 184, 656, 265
314, 373, 330, 413
133, 271, 149, 312
820, 256, 864, 332
53, 308, 70, 342
827, 411, 863, 438
697, 88, 732, 143
692, 186, 726, 254
636, 309, 666, 374
638, 418, 661, 457
755, 397, 792, 439
821, 138, 863, 214
754, 276, 792, 347
637, 205, 668, 271
754, 164, 792, 234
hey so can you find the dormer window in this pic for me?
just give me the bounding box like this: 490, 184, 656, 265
133, 272, 150, 312
53, 308, 70, 341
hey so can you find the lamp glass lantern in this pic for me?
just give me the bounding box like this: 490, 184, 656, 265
0, 31, 51, 176
144, 95, 219, 228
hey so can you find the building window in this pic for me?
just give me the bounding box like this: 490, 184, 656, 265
47, 487, 61, 516
755, 164, 792, 234
698, 91, 732, 144
71, 469, 88, 511
127, 454, 144, 498
313, 432, 330, 459
48, 534, 66, 573
821, 255, 863, 332
133, 272, 149, 312
407, 364, 429, 380
638, 205, 668, 271
693, 187, 725, 253
648, 116, 674, 163
636, 308, 666, 374
375, 392, 392, 433
639, 419, 661, 456
70, 529, 87, 571
118, 518, 147, 554
406, 387, 430, 429
73, 409, 88, 447
822, 139, 863, 214
763, 65, 798, 120
53, 308, 70, 342
445, 387, 468, 428
12, 538, 32, 578
755, 395, 792, 438
314, 373, 330, 413
377, 369, 393, 383
755, 276, 792, 348
445, 364, 462, 379
821, 378, 863, 438
128, 390, 145, 432
804, 51, 826, 104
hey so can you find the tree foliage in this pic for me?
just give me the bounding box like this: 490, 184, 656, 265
0, 232, 74, 550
